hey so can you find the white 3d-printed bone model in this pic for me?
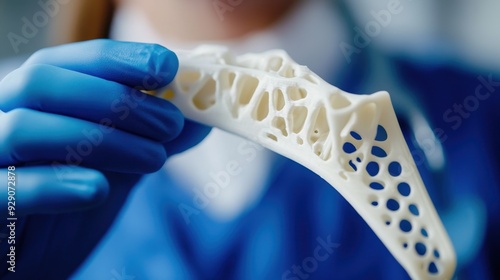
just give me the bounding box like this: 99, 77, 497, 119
153, 45, 456, 279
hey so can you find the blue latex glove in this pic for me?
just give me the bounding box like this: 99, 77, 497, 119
0, 39, 210, 278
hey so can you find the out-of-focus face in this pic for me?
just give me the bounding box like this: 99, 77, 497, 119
123, 0, 300, 41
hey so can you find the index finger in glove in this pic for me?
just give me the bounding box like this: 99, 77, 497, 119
23, 39, 178, 90
0, 64, 183, 142
0, 166, 109, 216
0, 108, 167, 173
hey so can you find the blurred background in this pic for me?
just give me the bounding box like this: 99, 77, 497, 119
0, 0, 50, 60
2, 0, 500, 70
0, 0, 499, 279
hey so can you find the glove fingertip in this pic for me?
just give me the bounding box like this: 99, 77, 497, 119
152, 45, 179, 88
164, 120, 212, 156
70, 169, 110, 206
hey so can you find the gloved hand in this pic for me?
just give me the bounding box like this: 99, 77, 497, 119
0, 39, 210, 279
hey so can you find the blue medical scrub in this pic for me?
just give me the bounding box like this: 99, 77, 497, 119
72, 47, 500, 280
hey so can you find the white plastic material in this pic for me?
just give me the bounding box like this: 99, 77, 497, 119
153, 45, 456, 279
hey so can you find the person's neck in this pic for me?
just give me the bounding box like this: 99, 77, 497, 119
126, 0, 299, 41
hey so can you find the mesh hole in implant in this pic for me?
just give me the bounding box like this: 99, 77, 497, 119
415, 242, 427, 256
289, 106, 308, 134
220, 70, 236, 91
348, 160, 358, 171
192, 77, 216, 110
399, 219, 412, 232
343, 142, 357, 154
266, 133, 277, 142
369, 181, 384, 190
177, 70, 202, 92
421, 228, 429, 238
343, 130, 362, 155
398, 182, 411, 196
350, 131, 362, 140
288, 87, 308, 100
366, 162, 379, 177
371, 146, 387, 157
314, 149, 320, 157
253, 91, 269, 121
386, 199, 400, 211
305, 74, 319, 85
389, 161, 402, 176
228, 72, 236, 87
400, 236, 409, 249
330, 94, 351, 109
409, 204, 420, 216
428, 262, 439, 274
268, 56, 283, 72
273, 89, 285, 111
383, 214, 392, 226
434, 249, 440, 258
375, 125, 388, 141
308, 106, 329, 144
282, 66, 295, 78
272, 117, 288, 137
238, 75, 259, 105
315, 145, 331, 162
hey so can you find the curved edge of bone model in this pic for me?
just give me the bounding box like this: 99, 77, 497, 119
153, 45, 456, 280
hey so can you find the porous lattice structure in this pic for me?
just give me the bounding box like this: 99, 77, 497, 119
154, 45, 456, 279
